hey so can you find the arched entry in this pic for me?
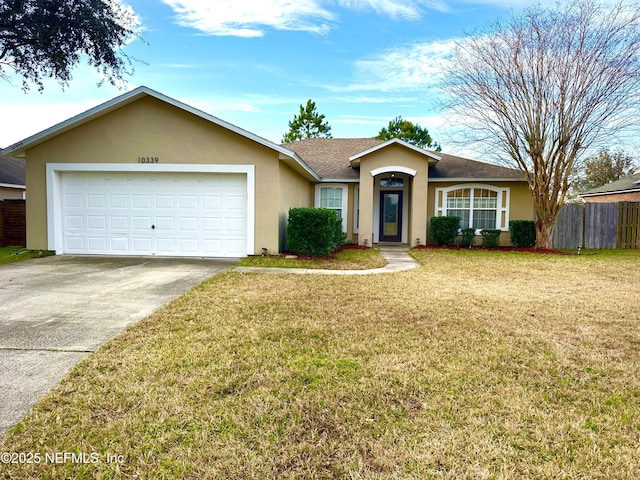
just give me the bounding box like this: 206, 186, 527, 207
371, 166, 416, 244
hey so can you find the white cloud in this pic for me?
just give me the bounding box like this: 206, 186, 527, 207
161, 0, 334, 37
159, 1, 463, 37
322, 39, 457, 93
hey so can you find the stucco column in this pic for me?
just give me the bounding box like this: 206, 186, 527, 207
359, 171, 374, 246
410, 170, 428, 246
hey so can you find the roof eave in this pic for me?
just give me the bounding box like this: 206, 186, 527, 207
0, 183, 26, 189
278, 153, 320, 182
316, 178, 360, 183
428, 177, 527, 182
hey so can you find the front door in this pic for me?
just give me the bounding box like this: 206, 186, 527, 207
379, 191, 403, 242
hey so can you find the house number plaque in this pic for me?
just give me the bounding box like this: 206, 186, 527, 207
137, 157, 159, 163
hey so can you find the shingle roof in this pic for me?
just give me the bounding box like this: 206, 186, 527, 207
0, 155, 25, 186
430, 152, 525, 180
283, 138, 382, 180
282, 138, 525, 181
580, 173, 640, 196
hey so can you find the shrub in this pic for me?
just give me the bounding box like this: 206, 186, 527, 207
430, 216, 460, 246
286, 208, 343, 257
509, 220, 536, 248
460, 228, 476, 247
480, 229, 502, 248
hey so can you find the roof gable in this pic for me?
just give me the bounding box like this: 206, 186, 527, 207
1, 86, 318, 180
348, 138, 441, 166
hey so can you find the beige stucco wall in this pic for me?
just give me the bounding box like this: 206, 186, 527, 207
278, 162, 314, 252
23, 96, 298, 253
426, 181, 533, 246
357, 144, 430, 247
0, 186, 25, 200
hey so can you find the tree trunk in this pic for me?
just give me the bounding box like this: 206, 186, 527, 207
535, 218, 555, 249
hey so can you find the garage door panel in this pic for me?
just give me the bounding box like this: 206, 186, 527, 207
226, 217, 245, 232
227, 195, 245, 210
178, 196, 198, 209
132, 216, 152, 230
110, 194, 128, 208
156, 238, 176, 252
156, 196, 174, 208
110, 216, 129, 230
132, 195, 151, 209
64, 215, 84, 230
87, 216, 106, 230
65, 194, 84, 208
65, 236, 85, 251
87, 237, 108, 252
155, 217, 175, 230
132, 237, 153, 252
61, 171, 247, 257
111, 237, 129, 252
87, 194, 106, 208
203, 217, 222, 231
203, 196, 222, 209
179, 218, 198, 231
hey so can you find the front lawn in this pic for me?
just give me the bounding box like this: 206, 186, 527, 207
2, 249, 639, 478
0, 247, 53, 265
239, 245, 387, 270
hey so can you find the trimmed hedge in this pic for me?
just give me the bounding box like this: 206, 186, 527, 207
286, 208, 343, 257
460, 228, 476, 247
509, 220, 536, 248
430, 216, 460, 246
480, 229, 502, 248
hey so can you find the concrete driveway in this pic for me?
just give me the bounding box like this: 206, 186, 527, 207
0, 255, 237, 437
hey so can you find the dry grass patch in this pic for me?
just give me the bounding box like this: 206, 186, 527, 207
1, 249, 639, 478
239, 246, 386, 270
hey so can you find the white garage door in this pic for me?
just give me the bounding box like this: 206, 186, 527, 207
61, 171, 247, 257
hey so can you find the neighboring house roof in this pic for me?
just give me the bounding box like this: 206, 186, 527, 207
0, 155, 25, 188
284, 137, 525, 182
579, 173, 640, 197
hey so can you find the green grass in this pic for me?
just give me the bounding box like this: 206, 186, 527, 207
2, 249, 640, 478
239, 246, 387, 270
0, 247, 54, 265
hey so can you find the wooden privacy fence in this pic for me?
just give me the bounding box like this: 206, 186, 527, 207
553, 202, 640, 249
0, 199, 26, 247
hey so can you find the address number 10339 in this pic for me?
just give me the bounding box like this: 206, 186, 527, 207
138, 157, 159, 164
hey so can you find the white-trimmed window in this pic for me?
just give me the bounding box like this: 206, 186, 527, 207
435, 184, 510, 231
315, 184, 348, 231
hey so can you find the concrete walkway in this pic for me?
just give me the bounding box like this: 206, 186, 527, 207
234, 246, 419, 275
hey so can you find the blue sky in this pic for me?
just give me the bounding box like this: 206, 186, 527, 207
1, 0, 558, 156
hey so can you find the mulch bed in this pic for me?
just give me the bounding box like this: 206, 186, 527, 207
414, 245, 571, 254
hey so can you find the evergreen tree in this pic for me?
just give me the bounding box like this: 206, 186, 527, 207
375, 116, 441, 151
282, 99, 332, 143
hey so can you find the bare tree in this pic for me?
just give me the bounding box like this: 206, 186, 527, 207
443, 1, 640, 248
